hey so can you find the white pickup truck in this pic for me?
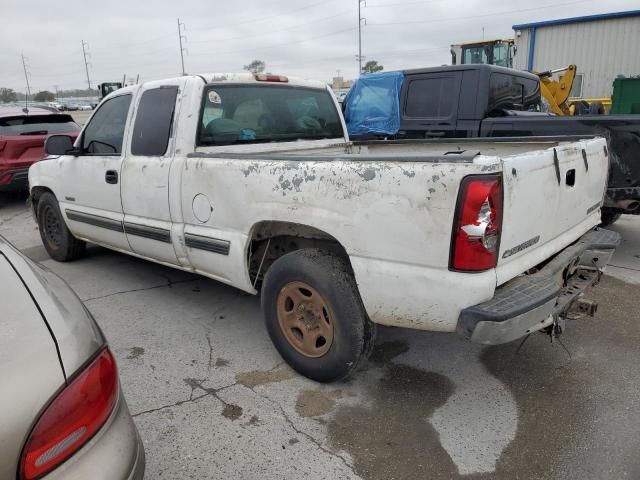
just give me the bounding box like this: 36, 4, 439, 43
30, 73, 620, 382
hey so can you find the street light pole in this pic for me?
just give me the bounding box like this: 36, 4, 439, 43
357, 0, 366, 75
21, 54, 31, 106
177, 18, 187, 75
81, 40, 92, 90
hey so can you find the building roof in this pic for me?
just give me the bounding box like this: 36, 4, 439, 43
513, 9, 640, 30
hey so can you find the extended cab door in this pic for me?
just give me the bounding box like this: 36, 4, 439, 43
400, 72, 461, 137
58, 93, 132, 250
120, 81, 183, 265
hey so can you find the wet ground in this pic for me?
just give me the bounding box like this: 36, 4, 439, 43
1, 192, 639, 479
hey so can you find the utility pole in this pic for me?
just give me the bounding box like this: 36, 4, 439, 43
357, 0, 366, 75
177, 18, 187, 75
81, 40, 92, 90
21, 54, 31, 106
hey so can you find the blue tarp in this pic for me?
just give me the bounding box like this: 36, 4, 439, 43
343, 71, 404, 137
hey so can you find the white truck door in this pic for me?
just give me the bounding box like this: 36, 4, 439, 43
121, 81, 183, 265
59, 93, 133, 251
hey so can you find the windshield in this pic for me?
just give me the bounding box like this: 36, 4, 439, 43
0, 114, 79, 136
492, 43, 510, 67
198, 84, 343, 146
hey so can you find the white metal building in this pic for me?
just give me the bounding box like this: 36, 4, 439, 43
512, 10, 640, 99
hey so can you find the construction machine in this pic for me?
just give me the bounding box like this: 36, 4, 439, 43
536, 65, 577, 115
450, 39, 515, 68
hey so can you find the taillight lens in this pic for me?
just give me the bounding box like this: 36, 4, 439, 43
450, 175, 503, 271
19, 348, 119, 480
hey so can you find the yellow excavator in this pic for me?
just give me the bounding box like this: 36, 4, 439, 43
536, 65, 577, 115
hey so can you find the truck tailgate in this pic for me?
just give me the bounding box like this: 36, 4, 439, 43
496, 138, 609, 285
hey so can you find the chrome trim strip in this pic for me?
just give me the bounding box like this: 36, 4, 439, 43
184, 233, 230, 255
65, 209, 124, 233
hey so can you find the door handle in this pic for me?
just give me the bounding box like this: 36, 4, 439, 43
105, 170, 118, 184
425, 131, 446, 137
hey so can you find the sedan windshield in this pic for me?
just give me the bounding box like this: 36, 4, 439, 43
198, 84, 344, 146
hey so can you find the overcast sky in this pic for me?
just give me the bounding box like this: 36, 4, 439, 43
1, 0, 638, 93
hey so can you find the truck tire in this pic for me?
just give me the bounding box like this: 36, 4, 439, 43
37, 192, 86, 261
261, 249, 376, 382
600, 208, 622, 227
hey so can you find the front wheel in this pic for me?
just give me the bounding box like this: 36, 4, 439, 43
37, 192, 86, 261
261, 249, 376, 382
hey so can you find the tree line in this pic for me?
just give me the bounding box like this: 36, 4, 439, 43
0, 87, 99, 103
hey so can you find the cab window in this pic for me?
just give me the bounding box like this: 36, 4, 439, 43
81, 94, 131, 155
198, 85, 343, 146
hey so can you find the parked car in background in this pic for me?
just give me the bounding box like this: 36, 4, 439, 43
0, 106, 79, 191
61, 102, 79, 111
0, 236, 145, 479
77, 103, 93, 111
31, 73, 619, 382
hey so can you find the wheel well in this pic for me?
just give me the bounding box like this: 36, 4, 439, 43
247, 221, 352, 289
29, 187, 55, 218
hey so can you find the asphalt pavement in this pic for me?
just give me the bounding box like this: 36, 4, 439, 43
1, 192, 639, 480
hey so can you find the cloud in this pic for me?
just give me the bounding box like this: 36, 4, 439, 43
1, 0, 637, 91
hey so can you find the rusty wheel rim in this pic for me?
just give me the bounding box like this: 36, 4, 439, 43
277, 281, 334, 358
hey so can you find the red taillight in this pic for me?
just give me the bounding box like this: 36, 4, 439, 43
0, 173, 11, 184
254, 74, 289, 83
450, 175, 503, 272
19, 348, 119, 480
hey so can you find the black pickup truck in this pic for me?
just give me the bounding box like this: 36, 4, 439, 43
343, 65, 640, 225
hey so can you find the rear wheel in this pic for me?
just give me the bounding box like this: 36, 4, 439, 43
261, 249, 376, 382
37, 192, 86, 261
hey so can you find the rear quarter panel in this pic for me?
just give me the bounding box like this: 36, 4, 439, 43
178, 153, 501, 331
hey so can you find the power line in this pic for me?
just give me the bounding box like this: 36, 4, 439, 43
368, 0, 597, 26
188, 0, 337, 31
188, 26, 357, 58
187, 10, 351, 45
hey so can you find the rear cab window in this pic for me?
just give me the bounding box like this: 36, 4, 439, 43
488, 73, 541, 115
0, 115, 79, 136
197, 84, 344, 146
131, 86, 178, 156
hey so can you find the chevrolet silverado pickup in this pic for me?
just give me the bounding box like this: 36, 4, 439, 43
29, 73, 619, 382
344, 65, 640, 225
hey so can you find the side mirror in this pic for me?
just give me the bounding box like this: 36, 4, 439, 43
45, 135, 77, 156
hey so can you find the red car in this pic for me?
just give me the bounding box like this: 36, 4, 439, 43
0, 106, 80, 191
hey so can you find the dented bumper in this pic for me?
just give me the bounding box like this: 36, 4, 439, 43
457, 228, 621, 345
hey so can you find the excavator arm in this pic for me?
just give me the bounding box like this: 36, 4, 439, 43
536, 65, 577, 116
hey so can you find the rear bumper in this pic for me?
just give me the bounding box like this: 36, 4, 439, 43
0, 168, 29, 191
457, 228, 621, 345
44, 393, 145, 480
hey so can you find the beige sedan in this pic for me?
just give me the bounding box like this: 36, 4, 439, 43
0, 236, 144, 479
